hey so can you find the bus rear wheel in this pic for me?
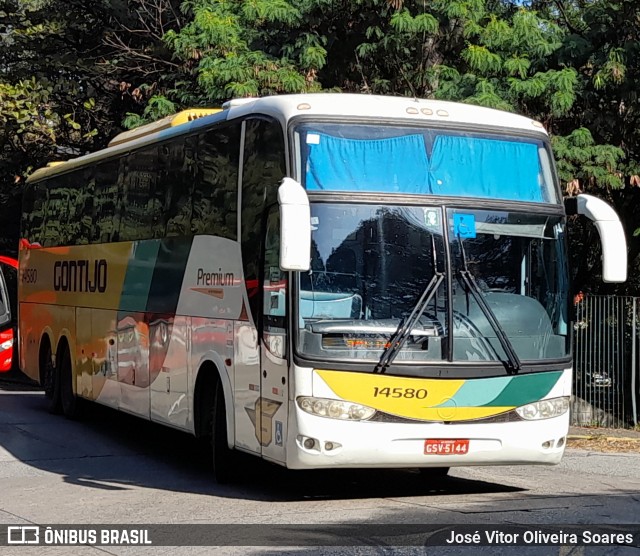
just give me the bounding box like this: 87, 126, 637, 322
41, 342, 61, 414
211, 381, 240, 484
59, 347, 81, 419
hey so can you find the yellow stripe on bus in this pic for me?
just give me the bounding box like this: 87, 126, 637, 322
315, 369, 514, 421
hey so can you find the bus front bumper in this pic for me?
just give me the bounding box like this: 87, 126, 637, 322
285, 408, 569, 470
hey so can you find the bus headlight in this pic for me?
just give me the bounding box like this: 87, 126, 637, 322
515, 396, 570, 420
297, 396, 376, 421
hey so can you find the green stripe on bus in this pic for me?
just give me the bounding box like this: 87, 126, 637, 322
146, 237, 194, 314
118, 240, 161, 312
484, 371, 563, 408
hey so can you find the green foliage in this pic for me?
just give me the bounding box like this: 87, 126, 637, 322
121, 95, 177, 128
503, 55, 530, 79
0, 78, 55, 141
159, 0, 320, 108
1, 0, 640, 292
463, 45, 503, 73
0, 1, 129, 151
390, 9, 438, 34
552, 128, 625, 192
594, 48, 626, 89
241, 0, 301, 25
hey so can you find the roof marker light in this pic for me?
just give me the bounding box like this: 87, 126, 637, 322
421, 108, 433, 115
436, 109, 449, 117
406, 107, 419, 114
297, 103, 311, 110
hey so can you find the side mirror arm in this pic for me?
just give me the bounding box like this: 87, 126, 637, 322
565, 194, 627, 283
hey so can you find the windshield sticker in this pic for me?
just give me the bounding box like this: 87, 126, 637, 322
306, 133, 320, 145
453, 214, 477, 238
424, 209, 439, 228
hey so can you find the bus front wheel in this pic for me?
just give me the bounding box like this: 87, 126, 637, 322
211, 381, 239, 484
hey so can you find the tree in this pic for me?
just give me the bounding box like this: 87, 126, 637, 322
120, 0, 326, 127
530, 0, 640, 293
340, 0, 635, 293
2, 0, 639, 293
0, 0, 178, 252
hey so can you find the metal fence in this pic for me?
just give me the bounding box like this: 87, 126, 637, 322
572, 295, 638, 428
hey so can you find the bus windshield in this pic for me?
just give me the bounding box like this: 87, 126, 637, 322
295, 203, 570, 371
295, 122, 558, 204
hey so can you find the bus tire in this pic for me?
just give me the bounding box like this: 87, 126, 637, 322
41, 340, 61, 414
418, 467, 450, 480
59, 347, 81, 419
211, 380, 238, 484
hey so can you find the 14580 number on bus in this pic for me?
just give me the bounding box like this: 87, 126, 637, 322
373, 387, 428, 399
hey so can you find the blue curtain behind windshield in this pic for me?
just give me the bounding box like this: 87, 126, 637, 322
305, 132, 545, 202
428, 136, 544, 202
305, 133, 430, 192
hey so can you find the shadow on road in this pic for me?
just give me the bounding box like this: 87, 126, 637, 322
0, 387, 525, 502
0, 368, 40, 391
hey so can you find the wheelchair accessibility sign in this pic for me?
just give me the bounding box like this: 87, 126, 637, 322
453, 213, 477, 238
275, 421, 283, 446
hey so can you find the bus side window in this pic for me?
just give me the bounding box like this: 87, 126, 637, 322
66, 167, 94, 245
22, 182, 46, 245
42, 175, 72, 247
164, 138, 193, 238
93, 159, 122, 244
241, 118, 286, 322
121, 147, 157, 241
194, 123, 241, 239
262, 206, 287, 358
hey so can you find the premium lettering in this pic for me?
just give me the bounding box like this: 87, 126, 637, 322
197, 268, 234, 287
53, 259, 107, 293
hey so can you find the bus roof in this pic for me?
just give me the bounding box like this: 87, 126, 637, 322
107, 108, 222, 147
223, 94, 547, 135
27, 94, 547, 184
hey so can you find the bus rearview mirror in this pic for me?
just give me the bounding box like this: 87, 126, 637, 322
566, 194, 627, 283
278, 178, 311, 271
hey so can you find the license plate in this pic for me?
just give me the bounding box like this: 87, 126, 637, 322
424, 439, 469, 455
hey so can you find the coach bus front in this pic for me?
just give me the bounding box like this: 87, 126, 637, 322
281, 120, 622, 471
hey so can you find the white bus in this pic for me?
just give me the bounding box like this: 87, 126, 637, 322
19, 94, 627, 482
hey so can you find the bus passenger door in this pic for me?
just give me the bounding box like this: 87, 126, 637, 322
259, 207, 289, 463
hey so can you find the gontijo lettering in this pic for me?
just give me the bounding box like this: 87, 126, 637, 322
53, 259, 107, 293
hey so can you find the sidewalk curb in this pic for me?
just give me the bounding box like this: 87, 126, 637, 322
567, 434, 640, 442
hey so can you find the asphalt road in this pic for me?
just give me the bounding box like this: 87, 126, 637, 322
0, 382, 639, 556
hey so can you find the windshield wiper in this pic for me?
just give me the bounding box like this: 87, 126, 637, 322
457, 249, 521, 374
374, 271, 444, 374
